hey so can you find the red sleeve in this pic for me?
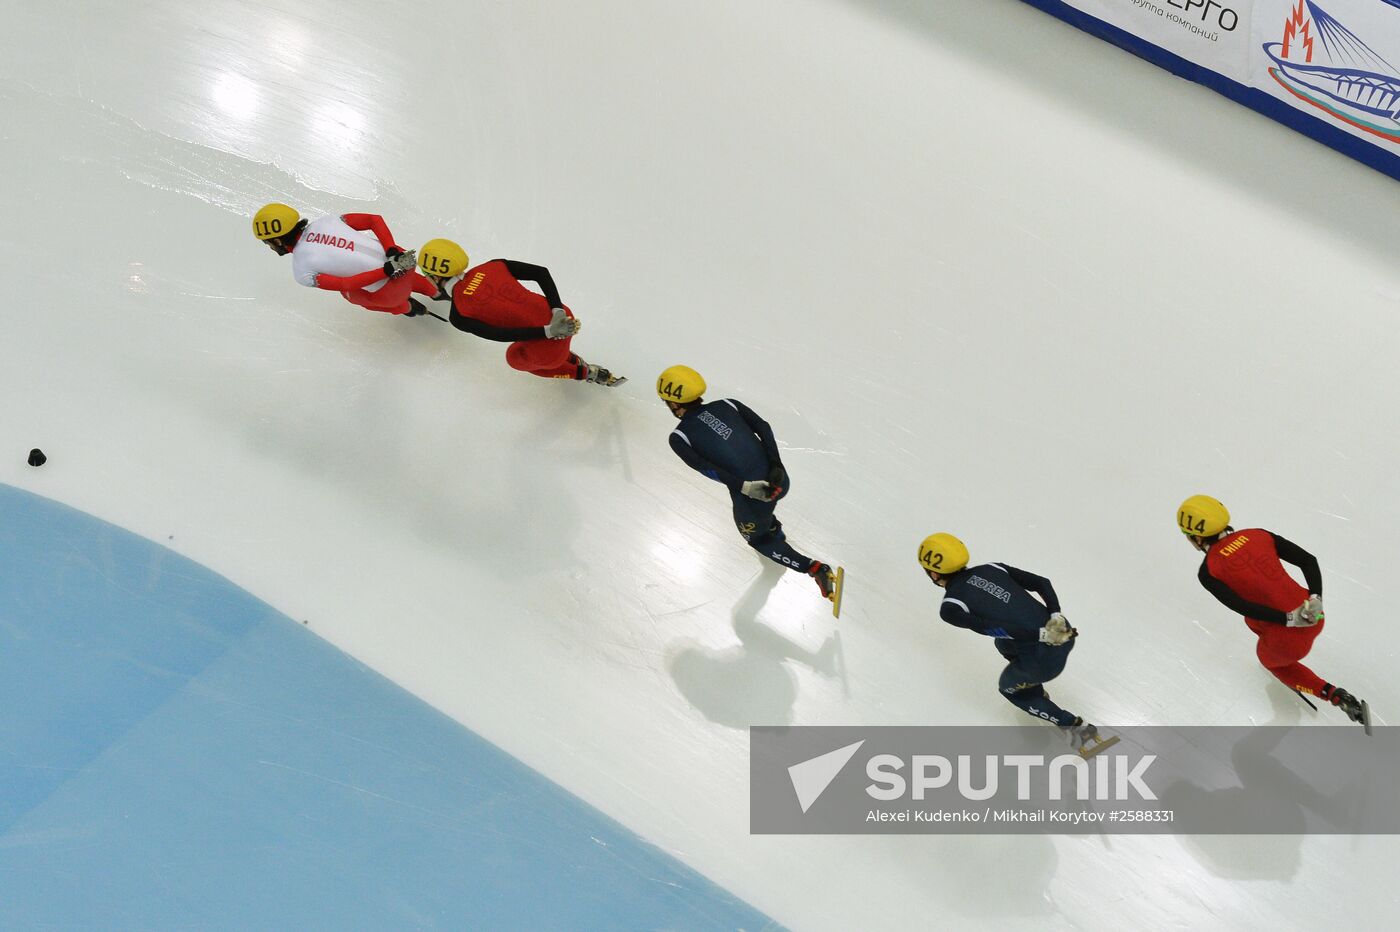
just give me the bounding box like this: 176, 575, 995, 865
340, 213, 397, 253
313, 268, 388, 291
408, 271, 438, 297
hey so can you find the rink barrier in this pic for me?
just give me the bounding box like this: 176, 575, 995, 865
1014, 0, 1400, 183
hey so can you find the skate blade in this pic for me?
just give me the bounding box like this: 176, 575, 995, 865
606, 375, 627, 387
1077, 735, 1120, 760
830, 566, 844, 619
1361, 699, 1373, 737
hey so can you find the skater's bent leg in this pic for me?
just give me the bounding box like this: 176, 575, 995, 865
1256, 623, 1327, 694
506, 339, 581, 379
733, 495, 813, 573
343, 275, 415, 313
748, 526, 814, 573
999, 654, 1076, 726
1034, 640, 1073, 682
1270, 661, 1327, 695
998, 674, 1077, 726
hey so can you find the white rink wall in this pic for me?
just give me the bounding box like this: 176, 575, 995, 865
2, 0, 1399, 928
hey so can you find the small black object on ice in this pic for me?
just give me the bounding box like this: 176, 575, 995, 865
27, 448, 46, 467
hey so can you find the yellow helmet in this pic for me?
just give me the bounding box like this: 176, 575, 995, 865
657, 365, 706, 404
918, 533, 969, 575
253, 203, 300, 241
1177, 494, 1230, 537
418, 238, 470, 278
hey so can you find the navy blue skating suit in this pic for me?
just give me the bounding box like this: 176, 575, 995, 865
939, 562, 1078, 726
668, 399, 815, 573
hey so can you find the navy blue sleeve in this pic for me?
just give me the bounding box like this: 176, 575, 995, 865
940, 599, 985, 632
669, 431, 741, 491
940, 598, 1022, 640
1002, 565, 1061, 614
728, 399, 783, 468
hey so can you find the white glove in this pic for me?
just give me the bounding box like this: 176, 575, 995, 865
1282, 601, 1316, 624
741, 480, 774, 501
1039, 612, 1076, 646
1287, 596, 1323, 627
544, 307, 581, 340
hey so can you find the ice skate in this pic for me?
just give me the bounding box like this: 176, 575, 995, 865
808, 562, 844, 618
583, 363, 627, 387
1326, 686, 1373, 735
1060, 718, 1119, 759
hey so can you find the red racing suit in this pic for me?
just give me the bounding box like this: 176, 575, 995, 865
1199, 528, 1327, 694
447, 259, 583, 378
298, 213, 436, 314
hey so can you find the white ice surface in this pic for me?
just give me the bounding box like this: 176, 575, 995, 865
3, 0, 1400, 928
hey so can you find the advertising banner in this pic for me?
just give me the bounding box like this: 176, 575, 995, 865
1063, 0, 1255, 80
1018, 0, 1400, 179
1250, 0, 1400, 153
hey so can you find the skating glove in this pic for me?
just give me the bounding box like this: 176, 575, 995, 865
741, 480, 774, 501
765, 464, 787, 495
383, 250, 418, 278
383, 245, 406, 259
544, 307, 581, 339
1039, 613, 1076, 646
1284, 600, 1319, 627
1288, 596, 1323, 627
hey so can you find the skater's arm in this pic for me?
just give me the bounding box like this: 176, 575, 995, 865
1197, 563, 1288, 623
340, 213, 398, 252
939, 598, 1023, 639
449, 308, 546, 342
669, 430, 741, 489
1271, 533, 1323, 595
727, 399, 783, 468
409, 271, 439, 298
501, 259, 563, 308
1002, 564, 1061, 613
312, 268, 389, 291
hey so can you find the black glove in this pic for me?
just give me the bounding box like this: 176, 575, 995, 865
765, 464, 787, 496
405, 299, 427, 317
384, 245, 406, 259
383, 250, 418, 278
